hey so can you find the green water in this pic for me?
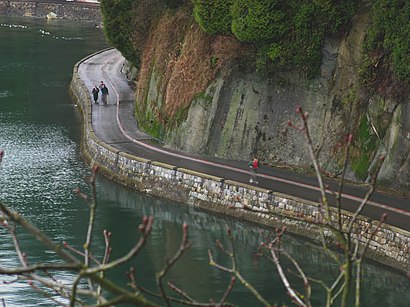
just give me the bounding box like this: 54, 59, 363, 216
0, 16, 408, 306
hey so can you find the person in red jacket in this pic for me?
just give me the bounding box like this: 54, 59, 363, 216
248, 158, 260, 184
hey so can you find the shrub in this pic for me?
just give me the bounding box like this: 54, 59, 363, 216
100, 0, 140, 67
131, 0, 167, 59
101, 0, 174, 68
291, 2, 325, 76
165, 0, 188, 9
192, 0, 234, 35
231, 0, 289, 43
392, 39, 410, 81
364, 0, 410, 83
314, 0, 358, 34
230, 0, 357, 76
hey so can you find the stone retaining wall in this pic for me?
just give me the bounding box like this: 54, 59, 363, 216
0, 1, 101, 22
69, 51, 410, 272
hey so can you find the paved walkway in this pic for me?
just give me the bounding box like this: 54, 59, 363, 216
77, 49, 410, 231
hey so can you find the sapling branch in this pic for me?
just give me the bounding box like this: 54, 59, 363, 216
209, 228, 270, 307
0, 203, 79, 264
281, 250, 312, 306
261, 227, 307, 307
218, 276, 236, 306
70, 272, 84, 306
62, 241, 101, 265
293, 107, 329, 219
29, 280, 72, 307
97, 229, 112, 299
156, 222, 192, 307
336, 134, 353, 232
0, 263, 81, 275
82, 164, 100, 292
346, 155, 385, 234
86, 216, 154, 275
354, 213, 387, 307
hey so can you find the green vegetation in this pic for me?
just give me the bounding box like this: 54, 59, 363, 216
351, 116, 378, 180
231, 0, 289, 43
193, 0, 233, 35
194, 91, 213, 105
192, 0, 358, 77
171, 104, 190, 127
100, 0, 358, 77
364, 0, 410, 83
101, 0, 184, 68
135, 107, 164, 139
100, 0, 140, 67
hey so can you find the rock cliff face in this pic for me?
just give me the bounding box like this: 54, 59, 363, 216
135, 1, 409, 188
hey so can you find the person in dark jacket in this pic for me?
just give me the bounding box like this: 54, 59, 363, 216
91, 85, 99, 104
101, 84, 109, 105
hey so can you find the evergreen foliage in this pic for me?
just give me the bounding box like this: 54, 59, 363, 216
100, 0, 358, 77
192, 0, 233, 35
165, 0, 188, 9
100, 0, 140, 67
287, 2, 324, 76
231, 0, 289, 43
364, 0, 410, 82
314, 0, 358, 34
191, 0, 358, 77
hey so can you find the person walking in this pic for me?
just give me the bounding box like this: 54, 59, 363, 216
91, 85, 99, 104
101, 84, 109, 105
99, 81, 105, 103
248, 158, 260, 184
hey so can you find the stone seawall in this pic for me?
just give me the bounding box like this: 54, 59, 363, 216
0, 1, 101, 22
69, 51, 410, 272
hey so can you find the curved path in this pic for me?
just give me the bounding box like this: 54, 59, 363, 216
77, 49, 410, 231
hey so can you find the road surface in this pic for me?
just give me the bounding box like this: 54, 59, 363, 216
77, 49, 410, 231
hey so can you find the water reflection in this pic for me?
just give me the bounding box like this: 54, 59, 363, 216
94, 176, 410, 306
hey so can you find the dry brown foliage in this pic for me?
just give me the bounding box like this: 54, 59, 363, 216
136, 9, 191, 116
163, 23, 215, 117
136, 7, 252, 122
211, 35, 253, 65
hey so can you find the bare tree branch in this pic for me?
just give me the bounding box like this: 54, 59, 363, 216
346, 155, 385, 234
0, 263, 81, 275
209, 229, 270, 307
156, 223, 192, 306
0, 203, 80, 264
85, 216, 154, 275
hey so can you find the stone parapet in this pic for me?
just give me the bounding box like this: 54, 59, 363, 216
69, 50, 410, 272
